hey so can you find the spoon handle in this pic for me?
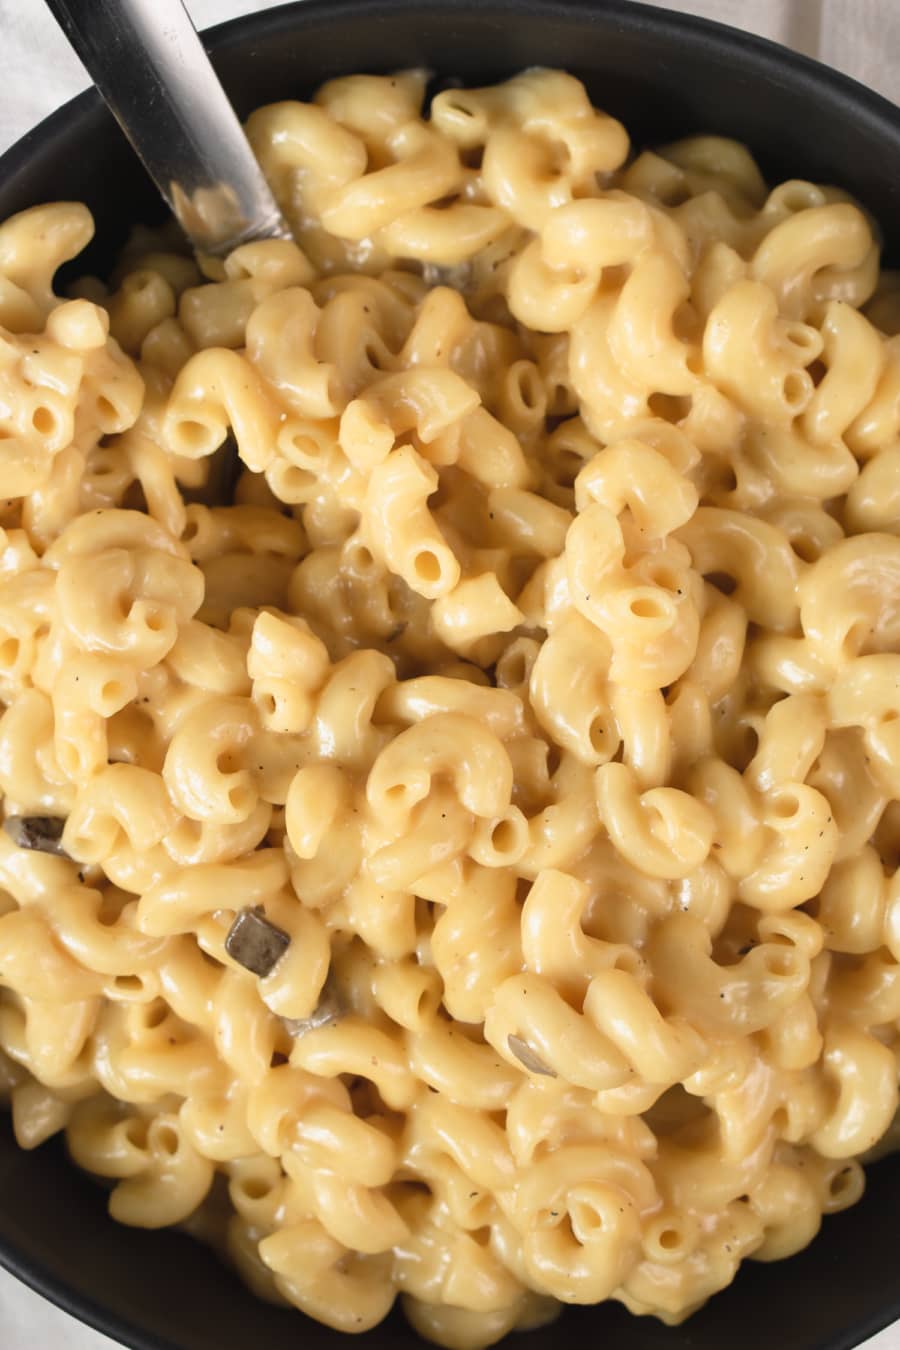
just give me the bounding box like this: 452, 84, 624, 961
43, 0, 291, 255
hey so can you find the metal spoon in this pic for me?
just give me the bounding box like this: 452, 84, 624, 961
43, 0, 291, 256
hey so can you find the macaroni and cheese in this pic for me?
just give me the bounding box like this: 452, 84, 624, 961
0, 67, 899, 1348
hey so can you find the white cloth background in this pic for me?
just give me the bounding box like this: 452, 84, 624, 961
0, 0, 897, 1347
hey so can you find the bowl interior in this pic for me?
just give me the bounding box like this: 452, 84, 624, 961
0, 3, 899, 1349
3, 1120, 900, 1350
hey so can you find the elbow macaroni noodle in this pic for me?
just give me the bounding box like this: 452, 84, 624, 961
0, 66, 899, 1347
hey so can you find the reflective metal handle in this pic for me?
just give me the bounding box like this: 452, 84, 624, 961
43, 0, 291, 255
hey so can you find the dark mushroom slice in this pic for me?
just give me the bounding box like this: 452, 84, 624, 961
281, 975, 344, 1039
508, 1033, 557, 1077
224, 907, 290, 977
3, 815, 69, 857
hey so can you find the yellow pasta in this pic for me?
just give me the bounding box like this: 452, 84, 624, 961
0, 65, 897, 1350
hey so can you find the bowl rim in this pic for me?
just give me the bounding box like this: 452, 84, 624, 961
0, 0, 897, 198
0, 2, 898, 1349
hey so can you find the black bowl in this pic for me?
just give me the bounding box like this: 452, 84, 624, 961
1, 2, 899, 1348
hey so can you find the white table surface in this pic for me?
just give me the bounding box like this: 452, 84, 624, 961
0, 0, 898, 1347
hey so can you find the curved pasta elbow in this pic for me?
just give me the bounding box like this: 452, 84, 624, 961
583, 969, 707, 1085
163, 348, 280, 471
246, 287, 345, 420
260, 1221, 396, 1333
63, 764, 177, 862
575, 441, 698, 537
484, 972, 631, 1091
365, 445, 460, 599
163, 696, 259, 825
738, 782, 838, 910
811, 1025, 899, 1158
108, 1116, 214, 1228
596, 762, 714, 880
431, 573, 523, 655
366, 712, 513, 820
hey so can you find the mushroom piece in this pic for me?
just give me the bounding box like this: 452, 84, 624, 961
224, 907, 290, 977
507, 1034, 557, 1077
281, 975, 344, 1039
3, 815, 68, 857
